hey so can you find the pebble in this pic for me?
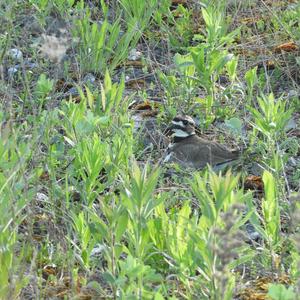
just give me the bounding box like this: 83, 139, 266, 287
288, 89, 298, 98
36, 192, 49, 202
90, 244, 105, 257
245, 223, 261, 242
8, 66, 19, 78
67, 87, 79, 96
8, 48, 23, 61
128, 48, 142, 61
26, 62, 38, 69
288, 157, 298, 167
83, 73, 96, 84
7, 60, 38, 79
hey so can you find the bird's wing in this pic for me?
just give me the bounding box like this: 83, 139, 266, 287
197, 138, 239, 160
170, 142, 210, 168
173, 140, 238, 168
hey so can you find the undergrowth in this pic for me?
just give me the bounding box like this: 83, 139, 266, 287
0, 0, 300, 299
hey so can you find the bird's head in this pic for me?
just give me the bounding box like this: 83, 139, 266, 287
166, 115, 196, 138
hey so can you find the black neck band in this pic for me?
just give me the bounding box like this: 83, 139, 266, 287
172, 133, 195, 143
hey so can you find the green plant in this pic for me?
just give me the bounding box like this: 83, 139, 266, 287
121, 161, 161, 259
169, 4, 193, 48
149, 199, 196, 278
190, 169, 254, 299
274, 1, 300, 41
244, 66, 258, 104
89, 197, 128, 292
224, 117, 243, 137
249, 93, 292, 140
159, 2, 239, 125
3, 0, 300, 298
74, 1, 147, 74
72, 135, 109, 206
120, 0, 158, 34
28, 0, 49, 13
245, 170, 285, 275
28, 0, 79, 22
248, 93, 293, 173
34, 73, 54, 111
51, 0, 77, 13
99, 70, 127, 115
288, 194, 300, 292
159, 46, 237, 125
59, 72, 133, 207
0, 230, 29, 299
190, 3, 240, 123
107, 255, 163, 299
261, 170, 281, 248
84, 162, 163, 298
72, 211, 95, 269
190, 45, 234, 124
148, 169, 254, 299
154, 2, 194, 49
0, 125, 35, 299
60, 71, 127, 139
158, 52, 197, 115
194, 3, 238, 49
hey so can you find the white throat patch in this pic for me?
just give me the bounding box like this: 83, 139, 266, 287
172, 129, 191, 137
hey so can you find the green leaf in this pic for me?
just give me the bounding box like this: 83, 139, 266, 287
115, 212, 128, 242
267, 284, 296, 300
201, 7, 212, 28
85, 85, 94, 109
262, 170, 280, 246
245, 66, 258, 89
225, 117, 243, 135
226, 56, 238, 80
102, 271, 115, 284
104, 69, 112, 90
154, 292, 165, 300
114, 74, 125, 108
210, 51, 233, 74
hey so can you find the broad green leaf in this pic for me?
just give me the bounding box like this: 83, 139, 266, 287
225, 117, 243, 135
267, 284, 296, 300
115, 213, 128, 242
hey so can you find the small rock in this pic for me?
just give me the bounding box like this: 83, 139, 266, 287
8, 48, 23, 61
245, 223, 261, 242
249, 231, 261, 241
288, 157, 298, 167
36, 192, 49, 202
288, 89, 298, 98
128, 48, 142, 61
8, 66, 19, 78
90, 244, 105, 258
67, 87, 78, 96
83, 73, 96, 84
25, 61, 38, 69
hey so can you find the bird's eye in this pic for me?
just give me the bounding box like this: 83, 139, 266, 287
183, 120, 188, 125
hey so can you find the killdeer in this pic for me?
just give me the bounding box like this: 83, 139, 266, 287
163, 115, 240, 170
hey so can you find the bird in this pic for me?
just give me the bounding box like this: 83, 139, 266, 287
163, 115, 240, 170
